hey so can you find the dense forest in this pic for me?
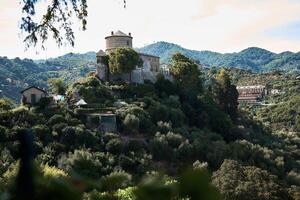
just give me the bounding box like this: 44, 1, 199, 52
0, 52, 299, 199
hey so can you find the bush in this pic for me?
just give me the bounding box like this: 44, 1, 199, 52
58, 149, 102, 179
106, 138, 124, 154
38, 97, 52, 109
48, 114, 66, 126
0, 125, 8, 141
32, 125, 52, 145
0, 98, 14, 111
123, 114, 140, 134
150, 134, 172, 161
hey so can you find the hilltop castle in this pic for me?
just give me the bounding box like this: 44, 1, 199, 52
96, 30, 163, 83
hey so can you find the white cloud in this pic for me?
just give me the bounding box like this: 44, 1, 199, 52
0, 0, 300, 59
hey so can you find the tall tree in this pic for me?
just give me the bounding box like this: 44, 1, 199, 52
214, 68, 239, 119
170, 53, 203, 99
108, 48, 143, 82
48, 78, 66, 95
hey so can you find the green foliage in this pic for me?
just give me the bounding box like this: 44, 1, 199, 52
212, 159, 292, 200
38, 96, 53, 109
123, 114, 140, 135
154, 75, 177, 98
109, 48, 143, 75
100, 171, 131, 192
134, 169, 221, 200
214, 68, 239, 120
0, 98, 14, 111
179, 169, 221, 200
58, 149, 103, 179
48, 78, 66, 95
0, 53, 95, 101
75, 77, 113, 104
170, 53, 202, 96
0, 125, 8, 141
21, 0, 88, 49
48, 114, 67, 126
1, 67, 299, 199
148, 101, 185, 128
257, 95, 300, 132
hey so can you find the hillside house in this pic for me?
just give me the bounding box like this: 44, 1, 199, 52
86, 113, 117, 132
21, 86, 47, 105
236, 85, 267, 104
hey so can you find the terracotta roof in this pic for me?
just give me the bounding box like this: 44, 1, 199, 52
20, 86, 47, 94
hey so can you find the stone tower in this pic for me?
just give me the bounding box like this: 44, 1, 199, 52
105, 30, 133, 53
96, 50, 108, 80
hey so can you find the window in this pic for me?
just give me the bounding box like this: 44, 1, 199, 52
127, 40, 130, 45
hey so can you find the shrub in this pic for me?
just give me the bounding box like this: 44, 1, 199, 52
38, 97, 53, 109
32, 125, 52, 145
0, 125, 8, 141
106, 138, 124, 154
58, 149, 102, 179
123, 114, 140, 134
48, 114, 66, 126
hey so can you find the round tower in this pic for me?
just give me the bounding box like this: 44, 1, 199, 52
105, 30, 133, 53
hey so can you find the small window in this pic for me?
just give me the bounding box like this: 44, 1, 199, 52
127, 41, 130, 45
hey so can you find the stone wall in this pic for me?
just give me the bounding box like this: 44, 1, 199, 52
139, 53, 160, 72
105, 36, 133, 53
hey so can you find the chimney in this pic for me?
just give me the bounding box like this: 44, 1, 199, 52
129, 32, 131, 36
111, 31, 114, 35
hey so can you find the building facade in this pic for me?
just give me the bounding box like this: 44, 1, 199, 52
236, 85, 267, 104
21, 86, 47, 105
96, 30, 160, 83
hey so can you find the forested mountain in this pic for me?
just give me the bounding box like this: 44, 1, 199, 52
138, 42, 300, 73
0, 53, 96, 101
1, 43, 300, 101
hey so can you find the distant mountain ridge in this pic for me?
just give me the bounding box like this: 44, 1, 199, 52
138, 41, 300, 73
1, 42, 299, 100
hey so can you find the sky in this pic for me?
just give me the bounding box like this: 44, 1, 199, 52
1, 0, 300, 59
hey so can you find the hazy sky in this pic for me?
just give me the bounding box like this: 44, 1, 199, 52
1, 0, 300, 59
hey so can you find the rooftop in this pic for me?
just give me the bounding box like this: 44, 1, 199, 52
105, 30, 132, 39
96, 50, 106, 56
236, 85, 265, 89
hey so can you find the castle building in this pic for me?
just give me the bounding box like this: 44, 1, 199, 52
96, 30, 160, 83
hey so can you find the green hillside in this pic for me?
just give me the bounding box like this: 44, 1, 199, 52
138, 42, 300, 73
1, 42, 300, 101
1, 55, 299, 199
0, 52, 96, 101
